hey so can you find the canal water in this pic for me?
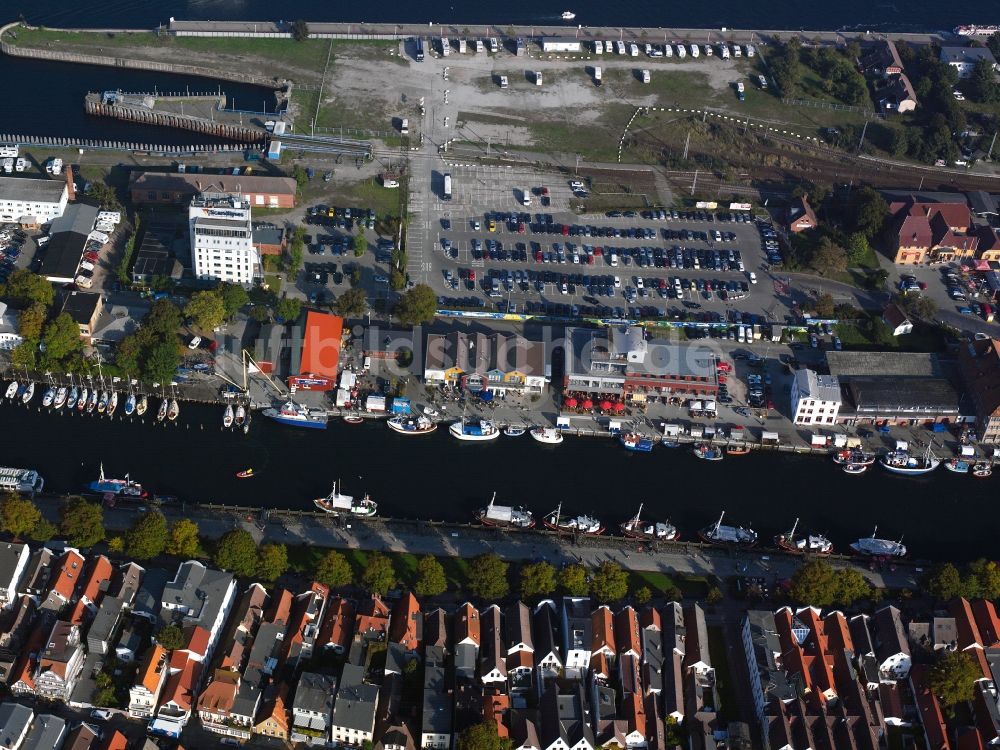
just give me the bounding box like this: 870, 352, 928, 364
3, 399, 991, 562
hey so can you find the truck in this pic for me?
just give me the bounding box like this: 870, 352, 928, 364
629, 42, 639, 57
459, 38, 467, 53
593, 40, 604, 54
499, 75, 509, 89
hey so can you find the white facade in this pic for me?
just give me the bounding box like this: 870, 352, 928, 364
790, 368, 841, 426
0, 542, 29, 609
0, 178, 68, 225
189, 193, 259, 286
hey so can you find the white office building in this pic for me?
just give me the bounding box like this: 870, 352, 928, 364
189, 193, 259, 286
790, 368, 842, 426
0, 177, 68, 225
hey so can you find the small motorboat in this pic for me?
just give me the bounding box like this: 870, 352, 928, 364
53, 386, 67, 409
86, 389, 98, 413
236, 469, 255, 479
124, 393, 136, 416
944, 458, 970, 474
97, 391, 108, 413
561, 10, 576, 19
726, 444, 750, 456
235, 405, 246, 427
242, 409, 252, 435
156, 398, 169, 422
620, 432, 654, 452
42, 387, 55, 408
693, 443, 723, 461
223, 404, 234, 429
136, 395, 148, 416
973, 463, 993, 478
530, 427, 564, 444
843, 463, 868, 475
77, 387, 89, 411
504, 425, 527, 437
387, 414, 436, 435
343, 414, 364, 424
107, 391, 118, 417
21, 382, 34, 405
167, 399, 179, 421
67, 387, 78, 410
4, 381, 17, 400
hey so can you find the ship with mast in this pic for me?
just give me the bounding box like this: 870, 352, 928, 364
850, 526, 907, 557
313, 481, 377, 517
620, 503, 679, 541
699, 511, 757, 547
543, 501, 604, 535
775, 517, 833, 554
476, 492, 535, 529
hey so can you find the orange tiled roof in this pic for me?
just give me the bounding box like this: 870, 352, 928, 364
51, 549, 85, 601
103, 730, 128, 750
11, 626, 45, 691
591, 606, 616, 655
318, 597, 355, 650
390, 592, 422, 651
455, 602, 480, 646
80, 555, 113, 604
68, 599, 89, 626
268, 589, 293, 626
483, 689, 510, 738
624, 693, 646, 738
197, 670, 239, 713
356, 594, 391, 636
186, 626, 211, 658
972, 600, 1000, 649
639, 606, 661, 631
137, 645, 167, 694
951, 598, 985, 651
615, 607, 642, 657
162, 652, 201, 711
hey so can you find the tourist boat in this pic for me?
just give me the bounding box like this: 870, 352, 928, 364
504, 425, 527, 437
235, 405, 246, 427
476, 492, 535, 529
236, 468, 255, 479
21, 382, 34, 405
313, 481, 377, 516
167, 399, 179, 421
449, 417, 500, 441
77, 387, 88, 412
699, 511, 757, 547
954, 24, 1000, 36
86, 389, 98, 413
223, 404, 234, 429
124, 393, 136, 416
531, 427, 564, 445
87, 463, 147, 500
67, 387, 78, 410
156, 398, 169, 422
775, 517, 833, 554
945, 458, 971, 474
107, 392, 118, 417
693, 443, 724, 461
41, 386, 54, 408
543, 501, 604, 535
843, 463, 868, 475
561, 11, 576, 19
0, 467, 44, 494
620, 503, 679, 541
4, 382, 17, 400
973, 463, 993, 478
343, 414, 364, 424
53, 386, 67, 409
879, 444, 940, 476
97, 391, 108, 413
832, 448, 877, 466
387, 414, 437, 435
262, 400, 328, 429
620, 432, 653, 452
136, 395, 148, 416
726, 444, 750, 456
850, 526, 906, 557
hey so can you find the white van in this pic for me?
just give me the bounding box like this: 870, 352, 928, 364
615, 40, 626, 55
522, 189, 531, 206
594, 40, 604, 54
400, 118, 409, 135
641, 70, 650, 84
629, 42, 639, 57
535, 71, 543, 86
594, 66, 602, 82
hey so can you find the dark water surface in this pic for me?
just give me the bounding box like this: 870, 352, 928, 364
2, 399, 993, 562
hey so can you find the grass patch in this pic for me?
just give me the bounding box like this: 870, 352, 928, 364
263, 273, 282, 293
707, 625, 738, 722
834, 318, 947, 352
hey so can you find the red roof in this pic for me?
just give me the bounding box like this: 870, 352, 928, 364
186, 626, 211, 658
318, 597, 355, 651
615, 607, 642, 658
912, 664, 951, 750
389, 592, 422, 651
80, 555, 113, 605
299, 311, 344, 379
972, 600, 1000, 649
51, 550, 85, 601
951, 598, 984, 651
103, 730, 129, 750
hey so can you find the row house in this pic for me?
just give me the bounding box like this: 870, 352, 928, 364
129, 644, 168, 718
390, 592, 423, 658
318, 596, 355, 655
70, 555, 113, 624
351, 595, 391, 665
330, 663, 381, 746
284, 583, 330, 668
534, 602, 564, 679
890, 197, 979, 264
35, 620, 85, 702
159, 560, 237, 665
22, 547, 55, 601
41, 549, 85, 612
196, 668, 260, 743
539, 684, 596, 750
561, 598, 593, 679
150, 650, 202, 738
217, 582, 269, 672
481, 605, 508, 684
291, 671, 335, 746
254, 683, 291, 742
422, 644, 452, 749
455, 602, 481, 681
0, 542, 29, 610
0, 596, 37, 684
9, 626, 46, 697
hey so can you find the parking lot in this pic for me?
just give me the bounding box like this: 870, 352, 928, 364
893, 263, 1000, 337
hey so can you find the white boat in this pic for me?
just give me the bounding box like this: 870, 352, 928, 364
77, 387, 89, 411
156, 398, 169, 422
223, 404, 234, 428
235, 405, 246, 427
530, 427, 564, 444
86, 389, 98, 413
313, 481, 377, 516
449, 417, 500, 441
880, 443, 940, 476
944, 458, 970, 474
973, 463, 993, 478
504, 425, 527, 437
42, 387, 55, 408
843, 463, 868, 475
620, 503, 678, 541
53, 386, 67, 409
543, 501, 604, 534
167, 399, 179, 421
21, 383, 34, 405
850, 526, 906, 557
387, 414, 437, 435
4, 382, 17, 400
476, 492, 535, 529
262, 400, 328, 429
775, 518, 833, 554
561, 10, 576, 19
107, 391, 118, 417
699, 510, 757, 547
67, 387, 78, 410
97, 391, 108, 413
136, 395, 148, 416
124, 393, 136, 416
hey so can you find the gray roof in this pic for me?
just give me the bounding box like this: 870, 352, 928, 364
132, 567, 169, 621
845, 377, 960, 415
663, 602, 686, 656
794, 369, 841, 403
40, 232, 87, 281
0, 702, 33, 747
631, 339, 719, 380
422, 645, 452, 734
49, 202, 98, 236
562, 598, 592, 653
332, 663, 379, 731
539, 685, 595, 750
385, 642, 408, 676
826, 350, 943, 379
506, 601, 533, 652
874, 606, 910, 664
22, 713, 66, 750
294, 671, 336, 716
455, 643, 478, 679
683, 602, 710, 668
0, 542, 26, 585
941, 46, 997, 65
159, 561, 234, 631
743, 611, 795, 704
969, 191, 998, 217
87, 596, 125, 648
0, 177, 67, 205
113, 562, 145, 605
232, 682, 261, 719
252, 226, 284, 246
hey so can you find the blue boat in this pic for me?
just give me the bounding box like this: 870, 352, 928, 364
261, 400, 328, 430
620, 432, 654, 452
87, 463, 147, 499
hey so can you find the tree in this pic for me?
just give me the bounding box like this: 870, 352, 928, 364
810, 238, 848, 276
390, 269, 407, 291
290, 19, 310, 41
988, 31, 1000, 60
926, 563, 965, 600
362, 552, 396, 594
156, 624, 186, 651
846, 233, 871, 266
2, 269, 54, 307
185, 290, 226, 331
790, 559, 870, 606
144, 339, 181, 385
257, 543, 289, 581
59, 497, 104, 548
353, 231, 368, 257
968, 58, 1000, 103
315, 550, 354, 588
969, 559, 1000, 600
292, 165, 309, 191
118, 217, 140, 286
287, 226, 305, 274
40, 313, 83, 370
213, 529, 258, 577
814, 292, 835, 318
468, 553, 509, 600
852, 187, 889, 239
591, 560, 628, 603
275, 296, 301, 323
901, 293, 937, 320
558, 564, 590, 596
125, 510, 167, 560
930, 650, 982, 711
29, 518, 56, 542
335, 287, 368, 317
836, 568, 872, 604
519, 561, 556, 600
0, 492, 41, 538
86, 181, 122, 212
18, 302, 47, 341
457, 722, 511, 750
706, 586, 724, 604
220, 283, 250, 318
415, 555, 448, 597
394, 284, 438, 326
633, 585, 652, 605
146, 299, 184, 336
166, 519, 200, 558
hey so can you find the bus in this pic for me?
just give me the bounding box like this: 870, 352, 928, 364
443, 173, 452, 200
415, 38, 425, 62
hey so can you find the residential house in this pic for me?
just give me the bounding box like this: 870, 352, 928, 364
254, 683, 290, 742
283, 583, 329, 668
77, 553, 114, 613
875, 75, 918, 113
0, 543, 29, 609
231, 683, 262, 742
534, 601, 563, 678
883, 303, 914, 337
64, 722, 100, 750
538, 684, 596, 750
20, 714, 66, 750
421, 645, 452, 749
423, 331, 548, 394
860, 41, 918, 112
911, 664, 951, 750
859, 39, 904, 77
21, 547, 54, 601
86, 597, 125, 656
741, 611, 794, 731
960, 337, 1000, 445
197, 669, 240, 739
290, 671, 335, 747
389, 592, 423, 657
591, 606, 616, 668
217, 582, 268, 672
510, 711, 541, 750
330, 663, 380, 746
562, 598, 593, 679
941, 46, 998, 78
151, 650, 202, 737
35, 620, 85, 702
351, 595, 391, 664
455, 602, 481, 681
159, 560, 236, 664
9, 626, 45, 697
873, 606, 912, 680
480, 605, 507, 685
683, 604, 712, 675
663, 651, 685, 723
318, 596, 355, 655
615, 607, 642, 660
639, 608, 664, 697
244, 621, 285, 686
620, 693, 647, 748
950, 598, 992, 677
0, 702, 33, 750
506, 602, 534, 656
0, 596, 37, 684
890, 196, 978, 264
424, 608, 449, 650
114, 626, 143, 664
662, 603, 685, 658
41, 549, 85, 612
787, 195, 818, 233
453, 678, 485, 740
128, 644, 168, 719
790, 369, 842, 426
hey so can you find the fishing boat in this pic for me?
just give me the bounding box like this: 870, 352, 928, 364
87, 463, 147, 500
693, 443, 724, 461
944, 458, 971, 474
107, 392, 118, 417
77, 387, 88, 412
263, 400, 328, 429
53, 386, 67, 409
313, 481, 378, 516
974, 463, 993, 478
879, 443, 940, 476
97, 391, 108, 413
343, 414, 364, 424
543, 501, 604, 535
387, 414, 437, 435
67, 387, 78, 410
561, 10, 576, 19
124, 393, 136, 416
504, 425, 527, 437
832, 448, 877, 465
41, 386, 55, 408
223, 404, 234, 429
476, 492, 535, 529
850, 526, 906, 557
167, 399, 179, 421
4, 382, 16, 400
843, 463, 868, 475
236, 468, 254, 479
21, 382, 34, 405
156, 397, 169, 422
699, 511, 757, 547
136, 395, 148, 416
449, 417, 500, 441
620, 503, 679, 541
530, 427, 564, 444
619, 432, 653, 452
775, 517, 833, 554
234, 405, 246, 427
726, 444, 751, 456
86, 389, 98, 413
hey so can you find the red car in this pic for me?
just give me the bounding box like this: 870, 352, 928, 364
587, 254, 595, 265
561, 224, 569, 236
83, 251, 100, 263
535, 251, 543, 263
767, 399, 775, 410
468, 270, 476, 282
517, 222, 525, 234
716, 361, 732, 372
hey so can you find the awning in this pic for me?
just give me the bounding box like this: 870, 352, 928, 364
564, 397, 578, 408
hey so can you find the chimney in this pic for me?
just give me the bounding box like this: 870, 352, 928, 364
64, 165, 76, 202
